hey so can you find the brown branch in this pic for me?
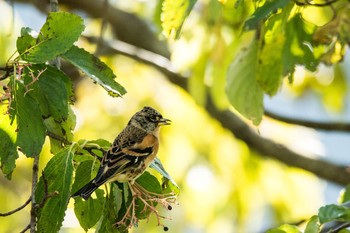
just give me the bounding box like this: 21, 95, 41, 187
91, 37, 350, 186
15, 0, 170, 58
265, 110, 350, 132
0, 196, 31, 217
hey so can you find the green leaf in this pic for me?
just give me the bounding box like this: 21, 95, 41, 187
16, 27, 36, 55
161, 0, 197, 38
17, 12, 85, 63
244, 0, 290, 31
0, 105, 18, 179
44, 107, 76, 154
10, 80, 45, 157
61, 45, 126, 97
96, 186, 123, 233
71, 160, 100, 194
0, 129, 18, 179
150, 157, 179, 189
136, 171, 162, 194
304, 215, 319, 233
35, 147, 75, 232
23, 64, 71, 121
266, 224, 301, 233
283, 14, 318, 77
225, 40, 264, 125
339, 185, 350, 204
318, 204, 350, 224
74, 189, 105, 231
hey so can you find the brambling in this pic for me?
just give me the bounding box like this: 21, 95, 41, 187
72, 106, 171, 200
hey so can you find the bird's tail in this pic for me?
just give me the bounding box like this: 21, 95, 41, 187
71, 180, 98, 200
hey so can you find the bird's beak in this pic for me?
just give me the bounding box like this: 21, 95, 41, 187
158, 118, 171, 125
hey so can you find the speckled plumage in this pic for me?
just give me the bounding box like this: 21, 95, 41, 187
72, 106, 170, 200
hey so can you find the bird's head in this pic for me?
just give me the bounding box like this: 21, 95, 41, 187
129, 106, 171, 133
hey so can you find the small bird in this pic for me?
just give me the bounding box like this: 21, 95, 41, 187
72, 106, 171, 200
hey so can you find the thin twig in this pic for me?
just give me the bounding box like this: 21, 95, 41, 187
264, 110, 350, 132
0, 196, 31, 217
19, 224, 30, 233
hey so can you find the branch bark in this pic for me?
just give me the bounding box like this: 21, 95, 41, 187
265, 109, 350, 132
91, 37, 350, 186
14, 1, 350, 185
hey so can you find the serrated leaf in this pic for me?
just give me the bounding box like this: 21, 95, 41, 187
17, 12, 85, 63
161, 0, 197, 39
136, 171, 162, 194
304, 215, 319, 233
225, 40, 264, 125
10, 80, 45, 157
244, 0, 290, 31
71, 160, 100, 194
23, 64, 71, 121
74, 189, 105, 231
319, 204, 350, 224
96, 186, 123, 233
35, 147, 74, 232
61, 45, 126, 97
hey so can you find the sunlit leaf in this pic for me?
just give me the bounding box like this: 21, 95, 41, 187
61, 45, 126, 97
17, 12, 85, 63
339, 185, 350, 204
0, 129, 18, 179
35, 147, 74, 232
266, 224, 301, 233
161, 0, 197, 38
244, 0, 290, 30
226, 39, 264, 125
304, 215, 319, 233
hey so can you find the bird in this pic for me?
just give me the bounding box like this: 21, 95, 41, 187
71, 106, 171, 200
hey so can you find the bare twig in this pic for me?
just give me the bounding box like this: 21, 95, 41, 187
0, 196, 31, 217
19, 224, 30, 233
264, 110, 350, 132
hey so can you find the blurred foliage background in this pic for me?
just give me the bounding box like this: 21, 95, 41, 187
1, 0, 350, 232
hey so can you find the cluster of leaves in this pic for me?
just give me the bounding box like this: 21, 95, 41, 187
0, 11, 178, 232
268, 185, 350, 233
161, 0, 350, 125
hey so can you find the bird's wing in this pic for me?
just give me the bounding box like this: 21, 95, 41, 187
93, 127, 156, 186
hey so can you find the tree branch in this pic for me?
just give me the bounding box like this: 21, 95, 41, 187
265, 110, 350, 132
16, 0, 170, 58
91, 37, 350, 186
0, 196, 31, 217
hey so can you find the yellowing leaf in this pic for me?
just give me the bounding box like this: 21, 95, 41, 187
161, 0, 197, 39
225, 40, 264, 125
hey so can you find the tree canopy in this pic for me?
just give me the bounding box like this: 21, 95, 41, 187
1, 0, 350, 232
